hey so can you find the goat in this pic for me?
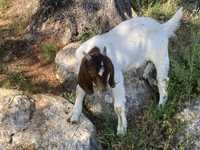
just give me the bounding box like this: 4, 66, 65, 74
68, 7, 183, 136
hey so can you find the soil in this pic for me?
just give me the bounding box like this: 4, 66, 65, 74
0, 16, 65, 95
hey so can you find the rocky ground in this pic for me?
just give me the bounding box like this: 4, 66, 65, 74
0, 0, 200, 149
0, 88, 99, 150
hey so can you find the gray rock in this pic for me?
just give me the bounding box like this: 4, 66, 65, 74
27, 0, 134, 45
0, 88, 100, 150
175, 100, 200, 150
55, 43, 155, 119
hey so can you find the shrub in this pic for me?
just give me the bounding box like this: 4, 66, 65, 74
41, 43, 58, 63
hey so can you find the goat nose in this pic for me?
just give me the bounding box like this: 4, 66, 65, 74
101, 87, 107, 92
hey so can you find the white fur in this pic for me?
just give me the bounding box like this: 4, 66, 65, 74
69, 8, 183, 135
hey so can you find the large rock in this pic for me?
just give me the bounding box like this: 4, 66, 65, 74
55, 43, 155, 119
175, 100, 200, 149
0, 88, 100, 150
27, 0, 133, 45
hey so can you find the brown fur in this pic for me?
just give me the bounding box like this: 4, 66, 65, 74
78, 47, 115, 94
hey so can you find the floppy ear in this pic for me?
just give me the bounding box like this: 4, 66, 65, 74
78, 59, 94, 94
88, 47, 101, 55
103, 56, 115, 88
108, 61, 115, 88
83, 51, 92, 60
102, 46, 115, 87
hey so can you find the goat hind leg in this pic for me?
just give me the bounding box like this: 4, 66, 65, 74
157, 77, 169, 106
112, 71, 127, 136
155, 62, 169, 106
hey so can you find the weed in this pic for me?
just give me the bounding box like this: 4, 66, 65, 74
62, 91, 76, 104
0, 48, 6, 58
2, 71, 54, 94
0, 0, 9, 9
8, 18, 28, 35
143, 1, 182, 20
78, 26, 101, 43
41, 42, 58, 63
7, 72, 27, 87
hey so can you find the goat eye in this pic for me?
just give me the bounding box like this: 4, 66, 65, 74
100, 62, 104, 67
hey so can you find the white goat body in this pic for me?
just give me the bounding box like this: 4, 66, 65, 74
69, 8, 183, 135
76, 8, 182, 71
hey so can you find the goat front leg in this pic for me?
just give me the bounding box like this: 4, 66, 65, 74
154, 61, 169, 106
68, 85, 85, 123
112, 71, 127, 136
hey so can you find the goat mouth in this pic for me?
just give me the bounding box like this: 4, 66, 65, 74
94, 88, 107, 97
93, 82, 107, 92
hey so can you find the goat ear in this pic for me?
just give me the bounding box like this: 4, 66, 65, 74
103, 56, 115, 88
83, 51, 92, 61
78, 60, 94, 94
89, 47, 100, 54
108, 62, 115, 88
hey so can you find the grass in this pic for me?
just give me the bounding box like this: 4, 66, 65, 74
0, 48, 6, 58
8, 18, 28, 35
0, 71, 56, 94
3, 72, 34, 92
41, 42, 58, 63
0, 0, 9, 9
78, 25, 101, 43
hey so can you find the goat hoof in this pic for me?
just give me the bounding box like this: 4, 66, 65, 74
157, 103, 166, 111
158, 96, 167, 107
67, 115, 80, 124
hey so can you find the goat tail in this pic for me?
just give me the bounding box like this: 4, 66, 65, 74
163, 7, 183, 37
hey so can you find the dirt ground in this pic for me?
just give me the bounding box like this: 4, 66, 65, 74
0, 8, 64, 95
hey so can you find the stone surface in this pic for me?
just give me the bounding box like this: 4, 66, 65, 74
0, 88, 100, 150
27, 0, 133, 45
175, 100, 200, 150
55, 43, 155, 119
5, 0, 39, 19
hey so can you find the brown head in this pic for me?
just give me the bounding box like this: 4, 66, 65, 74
78, 46, 115, 94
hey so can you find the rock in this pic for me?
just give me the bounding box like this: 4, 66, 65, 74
55, 43, 155, 119
175, 100, 200, 149
27, 0, 133, 45
5, 0, 39, 19
0, 88, 100, 150
55, 42, 80, 90
23, 33, 38, 42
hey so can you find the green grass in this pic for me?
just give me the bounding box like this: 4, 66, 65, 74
5, 72, 35, 93
0, 71, 54, 94
41, 42, 58, 63
78, 26, 101, 43
0, 0, 9, 9
0, 48, 6, 58
8, 72, 27, 85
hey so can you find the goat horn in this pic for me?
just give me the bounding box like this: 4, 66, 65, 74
83, 51, 92, 60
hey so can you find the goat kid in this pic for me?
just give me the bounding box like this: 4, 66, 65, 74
68, 8, 183, 136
